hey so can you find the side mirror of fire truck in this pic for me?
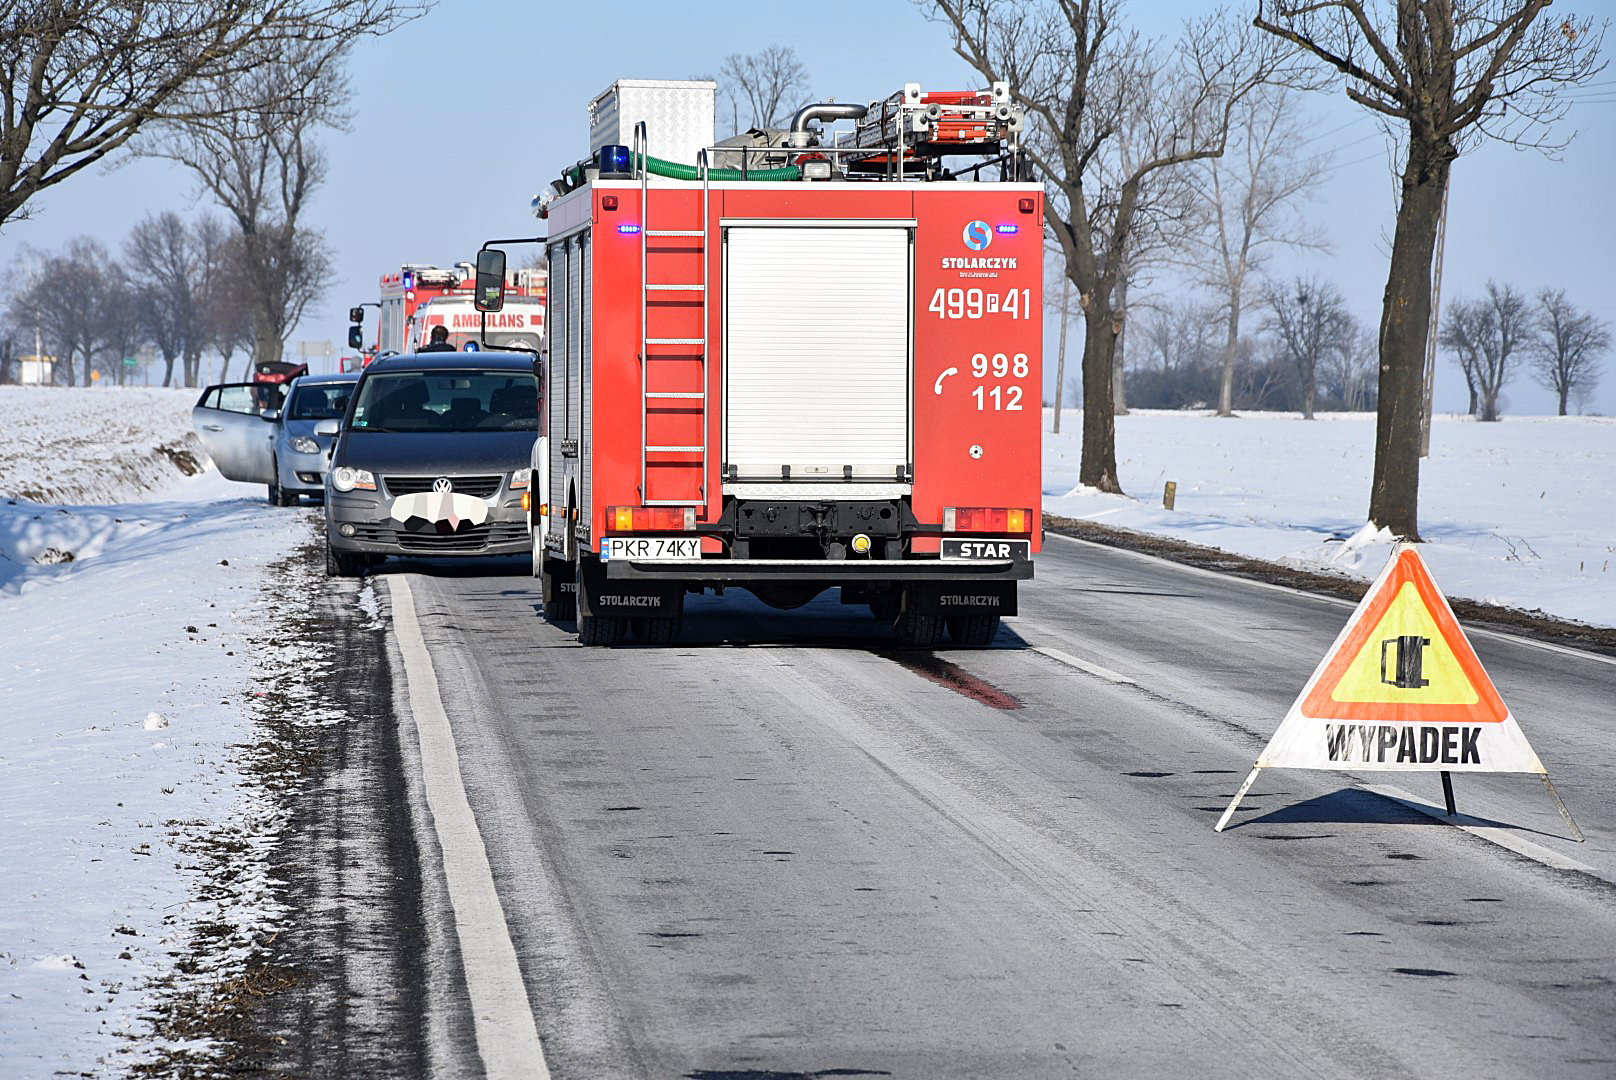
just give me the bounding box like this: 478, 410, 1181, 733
348, 306, 364, 324
474, 248, 507, 313
347, 325, 364, 349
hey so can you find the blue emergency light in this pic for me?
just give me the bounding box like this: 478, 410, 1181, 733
598, 144, 633, 177
618, 223, 641, 235
995, 224, 1019, 235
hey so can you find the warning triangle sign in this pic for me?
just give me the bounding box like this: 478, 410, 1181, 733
1254, 546, 1544, 774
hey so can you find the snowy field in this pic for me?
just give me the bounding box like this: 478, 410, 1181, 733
1, 386, 313, 1075
0, 385, 203, 505
1044, 409, 1616, 629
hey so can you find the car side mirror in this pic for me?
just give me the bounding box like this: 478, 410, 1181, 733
260, 408, 281, 422
474, 247, 506, 312
314, 419, 341, 436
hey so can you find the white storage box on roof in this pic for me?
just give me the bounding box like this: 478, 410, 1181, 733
588, 79, 716, 165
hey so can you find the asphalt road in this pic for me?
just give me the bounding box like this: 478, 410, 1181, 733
370, 536, 1616, 1080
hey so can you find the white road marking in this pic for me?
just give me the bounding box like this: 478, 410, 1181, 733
1043, 529, 1616, 668
389, 575, 551, 1080
1030, 644, 1135, 684
1360, 782, 1605, 882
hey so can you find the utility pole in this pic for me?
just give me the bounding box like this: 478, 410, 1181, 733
1053, 274, 1071, 434
1420, 186, 1449, 458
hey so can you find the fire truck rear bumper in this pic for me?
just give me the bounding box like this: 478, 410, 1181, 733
605, 557, 1033, 582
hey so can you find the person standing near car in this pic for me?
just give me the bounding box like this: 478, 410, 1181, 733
419, 324, 456, 352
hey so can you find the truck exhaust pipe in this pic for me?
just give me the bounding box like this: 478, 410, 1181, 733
788, 102, 868, 147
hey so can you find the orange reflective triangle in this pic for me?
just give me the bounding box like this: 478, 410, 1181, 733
1299, 547, 1508, 725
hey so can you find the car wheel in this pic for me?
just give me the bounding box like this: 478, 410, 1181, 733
945, 614, 1001, 648
324, 535, 365, 578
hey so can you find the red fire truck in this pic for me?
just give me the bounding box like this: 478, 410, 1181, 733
478, 81, 1040, 647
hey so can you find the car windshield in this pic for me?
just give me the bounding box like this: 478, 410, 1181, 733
287, 383, 353, 420
349, 370, 538, 433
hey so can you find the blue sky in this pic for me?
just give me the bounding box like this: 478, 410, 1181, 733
5, 0, 1612, 413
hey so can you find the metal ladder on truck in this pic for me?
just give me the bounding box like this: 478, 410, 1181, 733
633, 121, 708, 510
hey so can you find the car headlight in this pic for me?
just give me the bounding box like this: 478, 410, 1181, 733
290, 436, 321, 454
330, 467, 376, 492
510, 468, 531, 489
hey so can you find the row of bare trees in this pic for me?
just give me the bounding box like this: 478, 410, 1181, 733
0, 213, 269, 388
1, 3, 424, 381
930, 0, 1606, 541
1442, 283, 1609, 419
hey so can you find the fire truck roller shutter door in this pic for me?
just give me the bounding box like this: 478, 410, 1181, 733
725, 226, 911, 481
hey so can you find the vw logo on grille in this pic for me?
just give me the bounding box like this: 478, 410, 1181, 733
432, 477, 453, 493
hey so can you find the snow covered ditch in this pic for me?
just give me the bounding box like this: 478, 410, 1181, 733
0, 385, 204, 506
0, 446, 320, 1073
1043, 409, 1616, 629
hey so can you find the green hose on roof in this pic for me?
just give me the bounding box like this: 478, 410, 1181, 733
565, 155, 801, 185
643, 153, 800, 182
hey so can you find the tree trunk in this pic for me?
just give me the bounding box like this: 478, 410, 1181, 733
83, 354, 94, 387
1369, 139, 1451, 541
162, 353, 177, 387
1558, 385, 1569, 416
1218, 296, 1241, 417
1479, 386, 1499, 422
1080, 305, 1123, 493
1111, 277, 1129, 416
1053, 276, 1070, 434
1465, 374, 1477, 415
1302, 369, 1316, 420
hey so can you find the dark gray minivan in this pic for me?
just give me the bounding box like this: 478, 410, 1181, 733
321, 352, 539, 576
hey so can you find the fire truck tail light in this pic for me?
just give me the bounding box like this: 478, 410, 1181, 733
1018, 198, 1035, 213
943, 507, 1033, 534
606, 505, 695, 532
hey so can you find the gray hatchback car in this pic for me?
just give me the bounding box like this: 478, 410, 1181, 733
321, 352, 539, 576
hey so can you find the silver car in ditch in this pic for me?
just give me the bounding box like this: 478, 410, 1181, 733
321, 352, 539, 576
192, 374, 358, 504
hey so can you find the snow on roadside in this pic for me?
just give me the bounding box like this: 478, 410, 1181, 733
1043, 409, 1616, 629
0, 386, 204, 505
0, 464, 313, 1075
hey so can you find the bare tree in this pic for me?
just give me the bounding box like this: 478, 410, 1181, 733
1189, 85, 1330, 417
930, 0, 1290, 493
1256, 2, 1607, 538
9, 238, 110, 386
136, 44, 345, 366
719, 45, 811, 132
1263, 275, 1354, 419
126, 213, 201, 387
1530, 288, 1608, 416
0, 2, 423, 229
1438, 295, 1486, 415
1445, 282, 1529, 421
1320, 326, 1379, 410
98, 268, 145, 386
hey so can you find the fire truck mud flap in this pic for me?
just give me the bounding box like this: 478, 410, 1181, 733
578, 557, 683, 617
905, 580, 1017, 617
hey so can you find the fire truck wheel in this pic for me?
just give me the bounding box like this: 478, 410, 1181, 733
543, 586, 576, 623
893, 608, 945, 648
868, 595, 900, 622
945, 614, 1001, 648
577, 611, 627, 646
324, 536, 365, 578
631, 616, 681, 645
